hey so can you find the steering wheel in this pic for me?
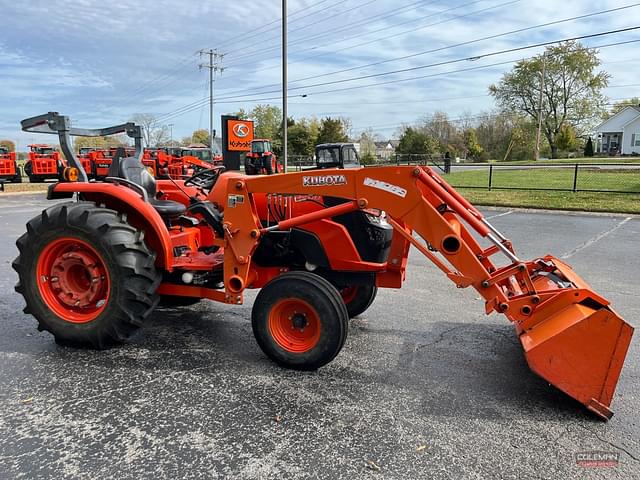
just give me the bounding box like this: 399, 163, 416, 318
184, 166, 225, 191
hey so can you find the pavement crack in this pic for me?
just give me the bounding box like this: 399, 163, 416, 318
403, 325, 466, 355
578, 424, 639, 462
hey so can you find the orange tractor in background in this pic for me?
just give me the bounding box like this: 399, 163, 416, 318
163, 146, 221, 179
77, 147, 97, 179
0, 146, 21, 183
13, 112, 635, 421
24, 144, 65, 182
244, 139, 283, 175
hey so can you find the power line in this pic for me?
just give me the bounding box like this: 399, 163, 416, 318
216, 0, 342, 50
224, 0, 442, 64
214, 2, 620, 99
225, 0, 379, 56
224, 0, 489, 68
211, 28, 640, 102
154, 36, 640, 123
218, 3, 635, 96
288, 3, 640, 84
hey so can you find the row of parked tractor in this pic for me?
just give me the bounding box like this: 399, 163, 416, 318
0, 144, 223, 184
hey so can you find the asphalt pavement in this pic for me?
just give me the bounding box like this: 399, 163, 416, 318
0, 194, 638, 479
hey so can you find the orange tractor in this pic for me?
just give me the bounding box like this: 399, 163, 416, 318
0, 146, 21, 183
13, 112, 634, 420
244, 139, 283, 175
24, 144, 65, 182
162, 147, 221, 179
77, 147, 97, 179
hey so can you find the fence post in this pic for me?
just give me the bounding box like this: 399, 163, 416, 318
488, 164, 493, 191
572, 163, 579, 192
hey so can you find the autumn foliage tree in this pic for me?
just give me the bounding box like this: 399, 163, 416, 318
490, 41, 609, 158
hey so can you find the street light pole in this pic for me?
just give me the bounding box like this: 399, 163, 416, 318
282, 0, 288, 172
168, 123, 174, 147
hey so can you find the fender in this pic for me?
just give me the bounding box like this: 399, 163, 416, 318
51, 182, 174, 269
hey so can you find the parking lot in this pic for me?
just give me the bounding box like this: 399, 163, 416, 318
0, 194, 638, 479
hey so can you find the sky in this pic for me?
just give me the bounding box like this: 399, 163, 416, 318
0, 0, 639, 149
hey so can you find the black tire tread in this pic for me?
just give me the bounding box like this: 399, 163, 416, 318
12, 201, 160, 348
252, 271, 349, 370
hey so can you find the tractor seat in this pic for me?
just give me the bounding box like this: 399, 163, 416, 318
107, 152, 186, 218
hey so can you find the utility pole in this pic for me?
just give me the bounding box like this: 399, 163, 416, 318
199, 49, 224, 154
282, 0, 288, 172
168, 123, 174, 147
534, 53, 547, 161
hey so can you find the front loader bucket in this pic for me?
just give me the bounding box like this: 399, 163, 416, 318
518, 260, 634, 420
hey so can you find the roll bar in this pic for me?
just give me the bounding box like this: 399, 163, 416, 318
20, 112, 143, 183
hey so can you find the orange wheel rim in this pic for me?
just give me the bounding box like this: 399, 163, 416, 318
267, 299, 321, 353
36, 237, 110, 324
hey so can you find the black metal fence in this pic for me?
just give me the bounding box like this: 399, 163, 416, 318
443, 163, 640, 194
287, 153, 640, 194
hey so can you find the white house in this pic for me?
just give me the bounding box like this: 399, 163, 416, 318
594, 105, 640, 155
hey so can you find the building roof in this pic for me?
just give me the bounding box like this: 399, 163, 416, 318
595, 105, 640, 132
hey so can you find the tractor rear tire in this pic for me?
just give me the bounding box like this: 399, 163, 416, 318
12, 201, 161, 349
244, 163, 257, 175
340, 285, 378, 318
252, 271, 349, 370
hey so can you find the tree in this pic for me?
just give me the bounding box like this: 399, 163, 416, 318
130, 113, 170, 147
74, 136, 128, 150
316, 117, 348, 145
251, 105, 282, 140
422, 111, 463, 155
396, 127, 438, 155
287, 119, 315, 157
0, 140, 16, 152
233, 108, 249, 120
191, 129, 210, 147
584, 136, 594, 157
358, 128, 378, 164
605, 97, 640, 118
463, 129, 483, 161
489, 41, 609, 158
555, 124, 578, 152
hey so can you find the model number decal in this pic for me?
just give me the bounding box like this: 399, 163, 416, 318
302, 175, 347, 187
363, 177, 407, 198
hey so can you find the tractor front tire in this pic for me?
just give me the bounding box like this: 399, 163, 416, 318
12, 174, 22, 183
12, 202, 161, 348
340, 285, 378, 318
252, 271, 349, 370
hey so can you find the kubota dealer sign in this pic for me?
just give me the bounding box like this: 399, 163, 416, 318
227, 119, 254, 151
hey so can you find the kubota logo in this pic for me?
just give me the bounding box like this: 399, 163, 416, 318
303, 175, 347, 187
232, 123, 250, 138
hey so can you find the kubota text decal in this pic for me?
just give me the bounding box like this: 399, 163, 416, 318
303, 175, 347, 187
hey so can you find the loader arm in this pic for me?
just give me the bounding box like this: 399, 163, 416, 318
221, 166, 633, 419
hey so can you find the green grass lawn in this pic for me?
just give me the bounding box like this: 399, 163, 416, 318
447, 167, 640, 193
